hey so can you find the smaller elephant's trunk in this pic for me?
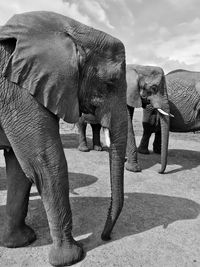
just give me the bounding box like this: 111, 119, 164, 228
159, 112, 170, 173
149, 87, 170, 173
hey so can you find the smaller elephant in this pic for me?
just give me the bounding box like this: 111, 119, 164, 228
138, 69, 200, 154
77, 64, 171, 173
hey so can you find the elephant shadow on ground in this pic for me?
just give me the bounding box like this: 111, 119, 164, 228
0, 171, 199, 253
76, 193, 200, 251
138, 149, 200, 174
0, 172, 98, 247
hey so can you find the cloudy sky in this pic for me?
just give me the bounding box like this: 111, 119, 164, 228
0, 0, 200, 73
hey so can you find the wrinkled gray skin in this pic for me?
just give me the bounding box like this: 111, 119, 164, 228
0, 20, 127, 267
138, 69, 200, 154
77, 64, 170, 174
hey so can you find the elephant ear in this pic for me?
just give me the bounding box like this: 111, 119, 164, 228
0, 12, 81, 123
126, 65, 142, 108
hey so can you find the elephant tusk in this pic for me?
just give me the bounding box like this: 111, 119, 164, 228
104, 128, 111, 147
157, 108, 174, 117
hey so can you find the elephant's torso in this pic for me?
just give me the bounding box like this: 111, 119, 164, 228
166, 70, 200, 132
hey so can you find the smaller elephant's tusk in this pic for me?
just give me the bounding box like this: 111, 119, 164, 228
157, 108, 174, 117
104, 128, 111, 147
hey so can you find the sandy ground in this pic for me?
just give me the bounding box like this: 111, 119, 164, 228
0, 108, 200, 267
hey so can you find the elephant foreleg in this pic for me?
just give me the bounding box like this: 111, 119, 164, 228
125, 105, 141, 172
137, 122, 153, 154
0, 84, 83, 266
3, 148, 36, 248
91, 123, 102, 151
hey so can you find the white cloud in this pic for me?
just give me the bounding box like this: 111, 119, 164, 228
82, 0, 114, 29
156, 33, 200, 65
176, 17, 200, 35
129, 17, 200, 72
167, 0, 197, 8
0, 0, 200, 73
0, 0, 91, 25
155, 18, 200, 66
0, 0, 115, 30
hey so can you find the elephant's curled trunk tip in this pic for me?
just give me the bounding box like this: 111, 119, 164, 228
101, 232, 111, 241
159, 166, 166, 174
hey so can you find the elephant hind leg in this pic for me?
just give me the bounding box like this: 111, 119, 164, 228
91, 123, 103, 151
3, 149, 36, 248
137, 122, 153, 154
76, 119, 90, 152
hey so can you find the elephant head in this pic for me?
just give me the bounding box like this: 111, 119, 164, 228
0, 11, 128, 265
126, 64, 170, 173
72, 19, 128, 239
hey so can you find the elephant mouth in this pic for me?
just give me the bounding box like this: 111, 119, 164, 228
103, 128, 111, 147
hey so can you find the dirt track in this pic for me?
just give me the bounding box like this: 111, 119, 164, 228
0, 108, 200, 267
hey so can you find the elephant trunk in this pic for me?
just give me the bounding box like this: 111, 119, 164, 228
101, 109, 127, 240
156, 93, 170, 173
149, 89, 170, 173
159, 111, 170, 173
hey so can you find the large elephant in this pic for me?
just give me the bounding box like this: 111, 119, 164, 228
138, 69, 200, 154
0, 11, 128, 267
77, 64, 170, 173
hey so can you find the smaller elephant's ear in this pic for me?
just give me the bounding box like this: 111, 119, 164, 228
126, 67, 142, 108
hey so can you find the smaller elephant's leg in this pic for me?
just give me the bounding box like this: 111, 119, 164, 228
137, 122, 153, 154
76, 117, 90, 152
153, 130, 161, 154
91, 123, 102, 151
125, 105, 141, 172
3, 149, 36, 248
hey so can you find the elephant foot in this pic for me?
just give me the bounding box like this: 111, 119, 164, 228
78, 143, 90, 152
3, 224, 36, 248
137, 146, 150, 154
93, 145, 103, 151
49, 239, 84, 267
125, 161, 141, 172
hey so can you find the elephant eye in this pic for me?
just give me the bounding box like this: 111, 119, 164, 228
151, 85, 158, 94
